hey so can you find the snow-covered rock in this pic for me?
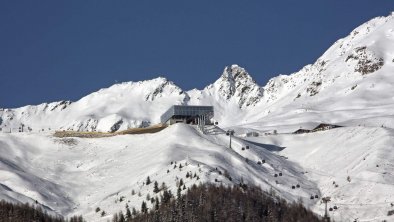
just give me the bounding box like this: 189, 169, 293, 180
205, 64, 263, 108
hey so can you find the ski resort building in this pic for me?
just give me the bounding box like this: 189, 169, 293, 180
292, 123, 342, 134
160, 105, 214, 125
311, 123, 342, 132
293, 129, 311, 134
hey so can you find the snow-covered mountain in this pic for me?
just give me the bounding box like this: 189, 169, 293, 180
0, 64, 265, 131
241, 12, 394, 127
1, 12, 394, 222
0, 77, 189, 132
2, 13, 394, 131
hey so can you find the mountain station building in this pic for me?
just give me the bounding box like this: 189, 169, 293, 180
160, 105, 214, 125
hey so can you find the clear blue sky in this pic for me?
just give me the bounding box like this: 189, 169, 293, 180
1, 1, 393, 108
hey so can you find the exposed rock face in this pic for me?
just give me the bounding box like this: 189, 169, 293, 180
207, 65, 264, 108
50, 100, 72, 111
144, 77, 185, 102
345, 46, 384, 75
110, 119, 123, 133
306, 81, 322, 96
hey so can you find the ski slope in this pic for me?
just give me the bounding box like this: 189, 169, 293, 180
244, 126, 394, 222
0, 124, 320, 221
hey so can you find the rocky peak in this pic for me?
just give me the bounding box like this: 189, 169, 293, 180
125, 77, 184, 102
208, 65, 263, 108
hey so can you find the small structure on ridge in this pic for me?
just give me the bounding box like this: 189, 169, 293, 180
160, 105, 214, 126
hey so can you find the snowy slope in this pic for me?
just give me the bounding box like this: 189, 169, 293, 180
240, 12, 394, 127
0, 124, 318, 221
245, 126, 394, 222
0, 78, 189, 132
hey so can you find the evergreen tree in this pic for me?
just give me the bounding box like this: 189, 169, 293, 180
126, 207, 131, 219
112, 213, 118, 222
177, 186, 182, 200
161, 182, 166, 190
146, 176, 151, 185
141, 201, 148, 214
161, 190, 172, 204
132, 207, 137, 216
118, 211, 125, 222
153, 181, 159, 193
155, 197, 160, 210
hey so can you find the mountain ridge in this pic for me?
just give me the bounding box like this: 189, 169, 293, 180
1, 12, 394, 131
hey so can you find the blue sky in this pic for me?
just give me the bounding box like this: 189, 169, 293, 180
1, 1, 393, 108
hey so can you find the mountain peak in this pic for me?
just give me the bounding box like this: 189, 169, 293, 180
142, 77, 185, 102
206, 65, 263, 108
220, 64, 250, 82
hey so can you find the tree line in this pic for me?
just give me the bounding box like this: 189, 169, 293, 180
0, 200, 84, 222
0, 183, 323, 221
113, 183, 323, 222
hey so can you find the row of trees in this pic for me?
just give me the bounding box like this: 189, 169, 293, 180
113, 183, 322, 222
0, 200, 84, 222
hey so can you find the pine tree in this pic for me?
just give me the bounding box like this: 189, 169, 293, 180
141, 201, 148, 214
161, 182, 166, 190
119, 211, 125, 222
162, 190, 172, 204
153, 181, 159, 193
155, 197, 160, 210
177, 186, 182, 200
126, 206, 131, 219
112, 213, 118, 222
146, 176, 151, 185
132, 207, 137, 216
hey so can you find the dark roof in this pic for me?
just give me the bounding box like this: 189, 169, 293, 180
312, 123, 342, 130
293, 129, 311, 134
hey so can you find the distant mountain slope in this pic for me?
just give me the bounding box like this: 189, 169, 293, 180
243, 12, 394, 126
0, 78, 188, 132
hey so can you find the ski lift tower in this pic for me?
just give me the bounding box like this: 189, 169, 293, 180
226, 130, 235, 149
322, 196, 331, 222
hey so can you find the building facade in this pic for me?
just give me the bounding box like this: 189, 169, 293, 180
160, 105, 214, 125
